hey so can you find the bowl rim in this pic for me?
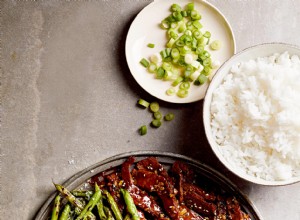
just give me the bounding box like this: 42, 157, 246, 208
34, 150, 263, 220
203, 42, 300, 186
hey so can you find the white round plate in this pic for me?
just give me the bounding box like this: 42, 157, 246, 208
203, 43, 300, 185
126, 0, 235, 103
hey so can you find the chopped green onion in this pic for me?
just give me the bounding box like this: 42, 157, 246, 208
163, 70, 173, 80
139, 125, 147, 135
160, 50, 168, 59
166, 15, 176, 23
210, 40, 222, 50
196, 45, 204, 54
149, 102, 160, 113
192, 38, 198, 49
150, 53, 162, 63
172, 76, 183, 86
175, 40, 184, 47
167, 38, 176, 48
138, 99, 149, 108
198, 74, 208, 84
164, 57, 172, 62
156, 67, 165, 79
203, 31, 211, 38
177, 89, 188, 98
165, 48, 172, 56
161, 20, 170, 29
147, 43, 155, 48
170, 22, 178, 29
140, 58, 149, 68
202, 50, 211, 58
185, 30, 192, 36
171, 48, 180, 59
186, 2, 194, 11
164, 113, 175, 121
184, 69, 192, 79
178, 23, 186, 33
153, 111, 162, 120
197, 36, 205, 45
151, 119, 162, 128
166, 87, 176, 96
203, 58, 211, 67
171, 3, 181, 12
177, 57, 186, 66
172, 11, 183, 21
193, 20, 202, 29
203, 66, 212, 76
191, 10, 201, 20
181, 10, 188, 17
193, 30, 202, 39
179, 82, 190, 90
148, 63, 157, 73
162, 62, 172, 71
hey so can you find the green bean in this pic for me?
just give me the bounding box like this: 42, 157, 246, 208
103, 190, 123, 220
120, 189, 140, 220
54, 183, 84, 210
97, 197, 107, 220
103, 206, 115, 220
51, 195, 61, 220
75, 184, 102, 220
58, 203, 71, 220
72, 190, 94, 199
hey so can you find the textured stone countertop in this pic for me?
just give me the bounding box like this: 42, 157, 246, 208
1, 0, 300, 219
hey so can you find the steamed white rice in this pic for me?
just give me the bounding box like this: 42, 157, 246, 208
210, 51, 300, 181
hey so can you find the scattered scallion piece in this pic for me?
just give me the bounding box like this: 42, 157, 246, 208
147, 43, 155, 48
164, 113, 175, 121
151, 119, 162, 128
136, 99, 174, 132
139, 125, 147, 135
153, 111, 162, 120
149, 102, 160, 113
138, 99, 150, 108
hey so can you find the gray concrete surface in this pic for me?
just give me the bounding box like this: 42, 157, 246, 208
1, 0, 300, 219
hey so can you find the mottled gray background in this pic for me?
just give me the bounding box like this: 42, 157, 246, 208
1, 0, 300, 219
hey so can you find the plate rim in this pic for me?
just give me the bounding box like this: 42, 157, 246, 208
35, 150, 263, 220
203, 42, 300, 186
125, 0, 236, 104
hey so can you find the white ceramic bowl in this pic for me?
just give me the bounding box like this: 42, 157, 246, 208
125, 0, 235, 103
203, 43, 300, 185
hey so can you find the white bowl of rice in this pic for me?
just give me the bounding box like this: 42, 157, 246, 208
203, 43, 300, 185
